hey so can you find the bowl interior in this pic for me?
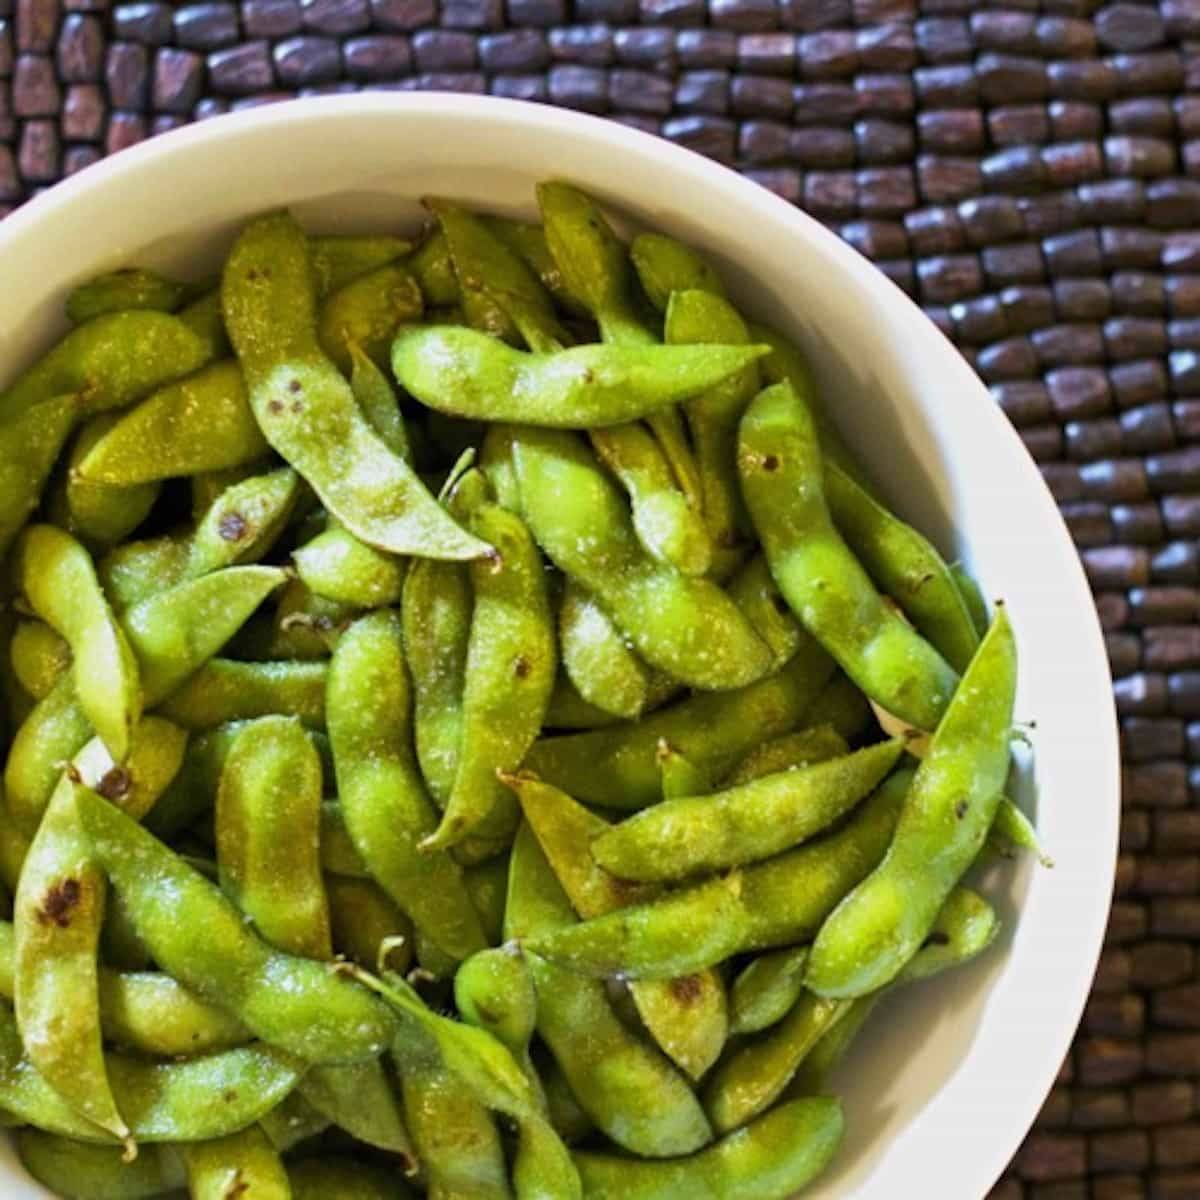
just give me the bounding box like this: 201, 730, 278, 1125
0, 94, 1118, 1199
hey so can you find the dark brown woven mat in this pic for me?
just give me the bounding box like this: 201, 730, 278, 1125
3, 0, 1200, 1194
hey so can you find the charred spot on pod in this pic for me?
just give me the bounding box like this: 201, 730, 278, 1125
761, 454, 780, 472
669, 974, 704, 1004
288, 379, 302, 394
582, 368, 595, 385
38, 878, 82, 928
95, 766, 132, 802
923, 931, 951, 948
267, 399, 284, 415
226, 1171, 249, 1199
223, 1089, 238, 1104
514, 655, 531, 679
218, 512, 248, 542
954, 798, 969, 820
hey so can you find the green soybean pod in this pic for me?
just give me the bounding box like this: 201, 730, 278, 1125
4, 675, 99, 837
49, 413, 161, 548
348, 341, 410, 461
425, 500, 555, 851
402, 557, 471, 809
0, 310, 211, 424
293, 526, 406, 607
122, 566, 287, 704
430, 197, 569, 349
630, 232, 726, 314
507, 773, 727, 1082
328, 609, 487, 963
656, 738, 716, 802
222, 212, 488, 561
805, 673, 876, 744
15, 523, 141, 760
729, 947, 811, 1036
664, 289, 761, 580
326, 874, 414, 973
824, 459, 980, 673
177, 290, 229, 361
0, 1001, 303, 1143
216, 715, 331, 960
543, 673, 623, 730
505, 823, 712, 1157
290, 1157, 418, 1200
526, 768, 913, 980
300, 1056, 415, 1159
0, 392, 79, 555
75, 788, 399, 1065
317, 261, 424, 372
464, 853, 509, 945
539, 1055, 595, 1145
558, 583, 652, 721
318, 802, 366, 878
258, 1090, 329, 1153
75, 360, 268, 485
739, 381, 960, 732
392, 325, 767, 429
182, 1125, 290, 1200
951, 562, 990, 637
310, 233, 412, 299
66, 268, 188, 323
16, 1129, 182, 1199
806, 609, 1017, 998
10, 620, 71, 702
573, 1096, 844, 1200
592, 739, 905, 883
524, 637, 836, 809
723, 725, 849, 788
513, 427, 772, 691
156, 659, 327, 733
409, 226, 460, 306
485, 216, 589, 316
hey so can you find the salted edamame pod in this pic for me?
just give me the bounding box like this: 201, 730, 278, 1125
392, 325, 767, 428
512, 427, 772, 691
739, 381, 959, 731
74, 788, 398, 1065
15, 524, 140, 760
805, 608, 1017, 998
327, 609, 487, 963
10, 620, 71, 702
216, 715, 331, 960
74, 360, 268, 485
310, 233, 412, 299
317, 261, 424, 372
592, 739, 905, 883
155, 659, 327, 731
722, 724, 849, 788
729, 947, 811, 1037
17, 1128, 183, 1199
221, 211, 489, 561
65, 268, 188, 323
0, 393, 79, 555
558, 582, 653, 721
630, 231, 726, 313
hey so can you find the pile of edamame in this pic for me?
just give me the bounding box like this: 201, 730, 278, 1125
0, 181, 1041, 1200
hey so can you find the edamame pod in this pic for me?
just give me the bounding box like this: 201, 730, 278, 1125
326, 874, 413, 973
722, 724, 849, 788
729, 947, 811, 1036
74, 788, 399, 1064
524, 638, 835, 808
0, 1001, 302, 1143
486, 215, 589, 315
123, 566, 287, 704
182, 1125, 290, 1200
630, 232, 725, 313
327, 610, 487, 962
311, 233, 412, 298
0, 310, 210, 423
825, 459, 980, 673
10, 620, 71, 702
156, 659, 327, 731
507, 773, 728, 1081
0, 393, 79, 555
513, 427, 772, 690
739, 381, 959, 731
392, 325, 767, 428
951, 562, 990, 637
558, 583, 653, 721
664, 289, 760, 579
74, 360, 268, 485
16, 1129, 183, 1199
425, 499, 554, 851
409, 227, 460, 306
300, 1056, 414, 1158
505, 823, 712, 1157
216, 716, 331, 959
15, 524, 140, 760
527, 768, 914, 979
349, 340, 410, 460
65, 268, 188, 323
222, 211, 489, 560
805, 609, 1016, 998
293, 527, 406, 608
318, 261, 424, 372
50, 414, 160, 547
592, 739, 905, 882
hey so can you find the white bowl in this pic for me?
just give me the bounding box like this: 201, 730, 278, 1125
0, 94, 1118, 1198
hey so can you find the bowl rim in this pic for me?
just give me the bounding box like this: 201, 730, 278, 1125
0, 92, 1120, 1197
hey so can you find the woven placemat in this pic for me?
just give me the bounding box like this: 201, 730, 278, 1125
2, 0, 1199, 1194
